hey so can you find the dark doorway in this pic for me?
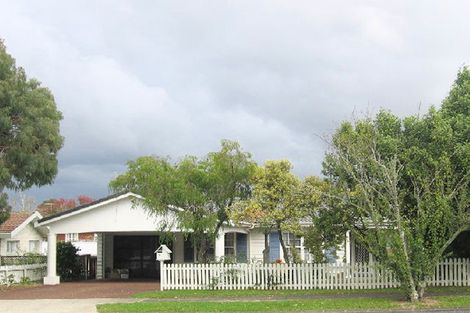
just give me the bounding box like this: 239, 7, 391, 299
113, 235, 159, 279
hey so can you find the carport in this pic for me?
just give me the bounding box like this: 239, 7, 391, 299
36, 192, 184, 284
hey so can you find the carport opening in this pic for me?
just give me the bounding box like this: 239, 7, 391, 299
112, 235, 171, 280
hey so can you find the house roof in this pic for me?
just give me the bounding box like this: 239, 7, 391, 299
37, 191, 137, 225
0, 212, 32, 233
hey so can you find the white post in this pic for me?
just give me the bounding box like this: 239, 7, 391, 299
214, 229, 225, 261
160, 260, 165, 290
43, 230, 60, 285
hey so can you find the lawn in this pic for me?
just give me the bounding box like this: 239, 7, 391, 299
97, 295, 470, 313
132, 286, 470, 299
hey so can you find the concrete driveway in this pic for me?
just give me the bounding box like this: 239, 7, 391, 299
0, 280, 159, 299
0, 281, 157, 313
0, 298, 137, 313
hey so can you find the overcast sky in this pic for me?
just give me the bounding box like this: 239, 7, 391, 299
1, 1, 469, 204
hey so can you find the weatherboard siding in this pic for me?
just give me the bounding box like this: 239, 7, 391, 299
0, 224, 44, 256
248, 230, 265, 261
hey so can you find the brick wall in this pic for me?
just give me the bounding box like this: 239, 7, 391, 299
79, 233, 95, 241
56, 233, 96, 242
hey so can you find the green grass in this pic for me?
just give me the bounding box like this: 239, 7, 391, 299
98, 297, 397, 313
132, 286, 470, 299
97, 295, 470, 313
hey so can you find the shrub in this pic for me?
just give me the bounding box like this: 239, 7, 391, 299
56, 242, 82, 281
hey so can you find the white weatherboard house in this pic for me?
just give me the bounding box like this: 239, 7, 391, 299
0, 211, 47, 257
36, 192, 359, 285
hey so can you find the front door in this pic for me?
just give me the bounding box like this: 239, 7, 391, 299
113, 235, 159, 279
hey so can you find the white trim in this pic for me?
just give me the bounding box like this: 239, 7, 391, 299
11, 211, 43, 238
36, 192, 142, 226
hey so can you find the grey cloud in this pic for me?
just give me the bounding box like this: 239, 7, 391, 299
0, 0, 469, 202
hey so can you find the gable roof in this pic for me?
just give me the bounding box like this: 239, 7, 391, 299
0, 211, 43, 238
0, 212, 30, 233
37, 191, 141, 225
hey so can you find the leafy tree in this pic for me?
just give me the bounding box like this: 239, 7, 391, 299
110, 140, 257, 261
0, 39, 63, 222
296, 176, 346, 263
78, 195, 94, 205
317, 68, 470, 301
37, 195, 94, 217
231, 160, 303, 263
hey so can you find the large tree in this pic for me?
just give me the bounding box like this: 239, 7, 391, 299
0, 40, 63, 223
230, 160, 303, 263
109, 140, 257, 261
317, 68, 470, 301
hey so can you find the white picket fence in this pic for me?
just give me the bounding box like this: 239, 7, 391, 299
0, 263, 46, 284
161, 258, 470, 290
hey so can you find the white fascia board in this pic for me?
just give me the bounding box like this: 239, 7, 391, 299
36, 192, 142, 227
11, 211, 42, 238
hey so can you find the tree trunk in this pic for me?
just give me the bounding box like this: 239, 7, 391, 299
397, 226, 418, 302
278, 229, 290, 263
417, 283, 425, 300
196, 237, 208, 263
263, 232, 270, 263
408, 287, 419, 302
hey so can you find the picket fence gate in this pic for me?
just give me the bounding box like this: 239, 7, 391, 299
161, 258, 470, 290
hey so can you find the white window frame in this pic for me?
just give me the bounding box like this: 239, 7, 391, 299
282, 233, 304, 261
7, 240, 20, 254
65, 233, 79, 242
29, 240, 40, 253
224, 232, 236, 257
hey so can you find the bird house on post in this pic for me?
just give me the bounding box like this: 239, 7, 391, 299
155, 244, 172, 261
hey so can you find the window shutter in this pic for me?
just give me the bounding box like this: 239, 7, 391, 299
236, 233, 247, 262
269, 232, 280, 262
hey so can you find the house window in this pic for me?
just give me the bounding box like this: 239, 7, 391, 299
29, 240, 40, 253
224, 233, 235, 257
65, 233, 79, 242
7, 240, 20, 254
324, 247, 337, 263
223, 232, 248, 262
183, 236, 194, 263
282, 233, 302, 259
354, 241, 370, 263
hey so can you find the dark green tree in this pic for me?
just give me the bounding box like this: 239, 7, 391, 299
0, 192, 11, 224
0, 39, 63, 221
314, 68, 470, 301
